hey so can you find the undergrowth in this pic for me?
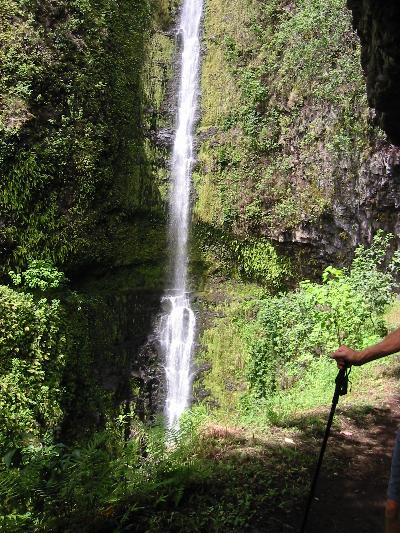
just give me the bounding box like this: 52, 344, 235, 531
199, 231, 399, 426
1, 234, 399, 531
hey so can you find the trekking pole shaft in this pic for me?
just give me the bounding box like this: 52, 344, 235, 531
299, 367, 347, 533
300, 402, 337, 533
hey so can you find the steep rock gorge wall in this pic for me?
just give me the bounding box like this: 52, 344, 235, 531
193, 0, 400, 280
347, 0, 400, 146
4, 0, 400, 445
0, 0, 179, 280
0, 0, 181, 441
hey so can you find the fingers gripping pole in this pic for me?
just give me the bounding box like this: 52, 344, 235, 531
299, 366, 350, 533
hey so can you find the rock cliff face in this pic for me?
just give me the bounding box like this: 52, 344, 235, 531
0, 0, 177, 281
277, 144, 400, 269
194, 0, 400, 281
62, 287, 165, 437
347, 1, 400, 145
0, 0, 180, 435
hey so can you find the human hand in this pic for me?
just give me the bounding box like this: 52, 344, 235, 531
331, 345, 361, 369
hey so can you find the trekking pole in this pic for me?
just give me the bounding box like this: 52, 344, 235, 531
300, 364, 350, 533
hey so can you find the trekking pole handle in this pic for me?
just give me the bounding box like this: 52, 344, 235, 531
333, 364, 350, 404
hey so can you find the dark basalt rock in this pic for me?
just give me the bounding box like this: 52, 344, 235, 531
61, 286, 166, 439
97, 289, 165, 422
148, 127, 175, 149
273, 144, 400, 270
347, 0, 400, 145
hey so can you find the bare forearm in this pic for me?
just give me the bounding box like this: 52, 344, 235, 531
357, 327, 400, 365
332, 327, 400, 368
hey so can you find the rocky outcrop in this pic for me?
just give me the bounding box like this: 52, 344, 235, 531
276, 144, 400, 268
194, 0, 400, 278
60, 281, 166, 439
348, 1, 400, 145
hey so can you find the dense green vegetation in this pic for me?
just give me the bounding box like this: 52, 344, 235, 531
0, 3, 178, 526
0, 261, 122, 458
1, 233, 398, 531
194, 0, 386, 278
1, 0, 399, 530
0, 0, 178, 277
197, 232, 399, 421
248, 233, 394, 398
0, 283, 65, 454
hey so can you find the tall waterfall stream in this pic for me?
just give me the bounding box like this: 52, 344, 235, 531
160, 0, 203, 430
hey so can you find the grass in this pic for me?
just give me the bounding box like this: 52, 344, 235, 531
197, 280, 400, 427
195, 280, 265, 421
385, 298, 400, 329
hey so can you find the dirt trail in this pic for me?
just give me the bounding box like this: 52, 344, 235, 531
199, 365, 400, 533
110, 363, 400, 533
303, 393, 400, 533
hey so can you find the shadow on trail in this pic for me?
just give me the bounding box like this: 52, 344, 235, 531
51, 395, 400, 533
117, 396, 400, 533
295, 398, 400, 533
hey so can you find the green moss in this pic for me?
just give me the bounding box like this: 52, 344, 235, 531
195, 0, 384, 246
0, 0, 176, 279
195, 280, 264, 419
192, 222, 291, 291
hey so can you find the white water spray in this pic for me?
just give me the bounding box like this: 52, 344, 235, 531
160, 0, 203, 430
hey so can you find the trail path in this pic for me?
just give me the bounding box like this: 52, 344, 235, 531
244, 363, 400, 533
109, 363, 400, 533
301, 382, 400, 532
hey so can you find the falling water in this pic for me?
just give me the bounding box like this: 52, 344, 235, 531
160, 0, 203, 430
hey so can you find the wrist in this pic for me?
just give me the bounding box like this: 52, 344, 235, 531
355, 351, 366, 365
356, 347, 375, 365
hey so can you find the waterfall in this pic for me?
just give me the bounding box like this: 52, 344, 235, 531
160, 0, 203, 430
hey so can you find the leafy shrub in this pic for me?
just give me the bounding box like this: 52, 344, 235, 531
235, 239, 291, 289
0, 286, 66, 454
247, 233, 397, 399
349, 230, 398, 314
9, 260, 66, 291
